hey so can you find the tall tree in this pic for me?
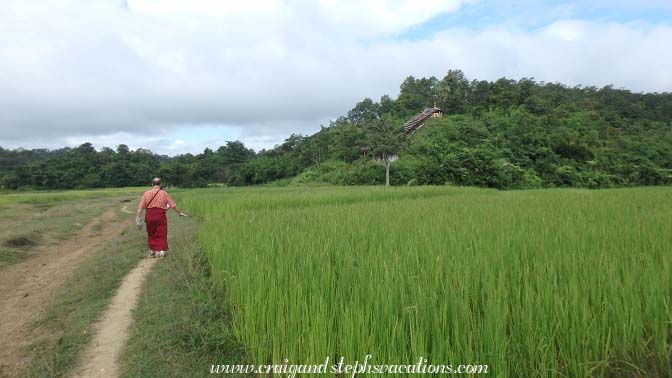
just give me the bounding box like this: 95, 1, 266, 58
366, 116, 405, 186
436, 70, 469, 114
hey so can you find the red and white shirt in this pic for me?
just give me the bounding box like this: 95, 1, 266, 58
137, 188, 177, 210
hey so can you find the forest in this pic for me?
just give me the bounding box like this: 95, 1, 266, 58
1, 70, 671, 190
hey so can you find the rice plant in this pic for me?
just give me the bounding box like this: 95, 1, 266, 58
177, 186, 672, 377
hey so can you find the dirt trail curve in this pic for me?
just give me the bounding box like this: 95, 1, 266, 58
0, 207, 128, 377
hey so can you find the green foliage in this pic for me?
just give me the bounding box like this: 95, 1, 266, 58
0, 140, 254, 189
290, 160, 384, 186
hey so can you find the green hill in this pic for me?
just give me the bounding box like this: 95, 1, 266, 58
2, 70, 671, 190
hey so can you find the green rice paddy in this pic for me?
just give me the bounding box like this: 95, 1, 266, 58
177, 186, 672, 377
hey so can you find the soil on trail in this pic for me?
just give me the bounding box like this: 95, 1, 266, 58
0, 207, 128, 377
73, 257, 157, 378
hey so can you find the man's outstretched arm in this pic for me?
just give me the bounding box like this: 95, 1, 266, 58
172, 206, 188, 217
166, 194, 187, 217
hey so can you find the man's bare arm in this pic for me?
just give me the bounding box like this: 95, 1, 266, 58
172, 207, 188, 217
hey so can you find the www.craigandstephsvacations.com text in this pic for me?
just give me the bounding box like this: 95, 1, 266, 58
210, 356, 489, 376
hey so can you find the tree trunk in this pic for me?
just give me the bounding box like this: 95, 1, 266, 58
385, 158, 390, 187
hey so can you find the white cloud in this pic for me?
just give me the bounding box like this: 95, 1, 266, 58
543, 20, 589, 41
0, 0, 670, 155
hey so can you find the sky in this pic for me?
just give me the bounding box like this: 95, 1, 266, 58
0, 0, 671, 155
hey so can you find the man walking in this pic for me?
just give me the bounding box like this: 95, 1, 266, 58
135, 178, 187, 257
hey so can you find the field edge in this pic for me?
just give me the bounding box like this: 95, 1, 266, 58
119, 216, 249, 378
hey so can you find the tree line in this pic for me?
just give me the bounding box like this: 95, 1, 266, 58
2, 69, 671, 190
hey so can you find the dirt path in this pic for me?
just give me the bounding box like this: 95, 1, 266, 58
73, 257, 157, 378
0, 206, 128, 377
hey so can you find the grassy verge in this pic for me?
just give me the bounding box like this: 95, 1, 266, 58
120, 216, 248, 378
0, 201, 100, 266
23, 211, 145, 378
0, 193, 140, 267
0, 187, 145, 208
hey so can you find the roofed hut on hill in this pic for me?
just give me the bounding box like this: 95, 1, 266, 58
403, 107, 443, 135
